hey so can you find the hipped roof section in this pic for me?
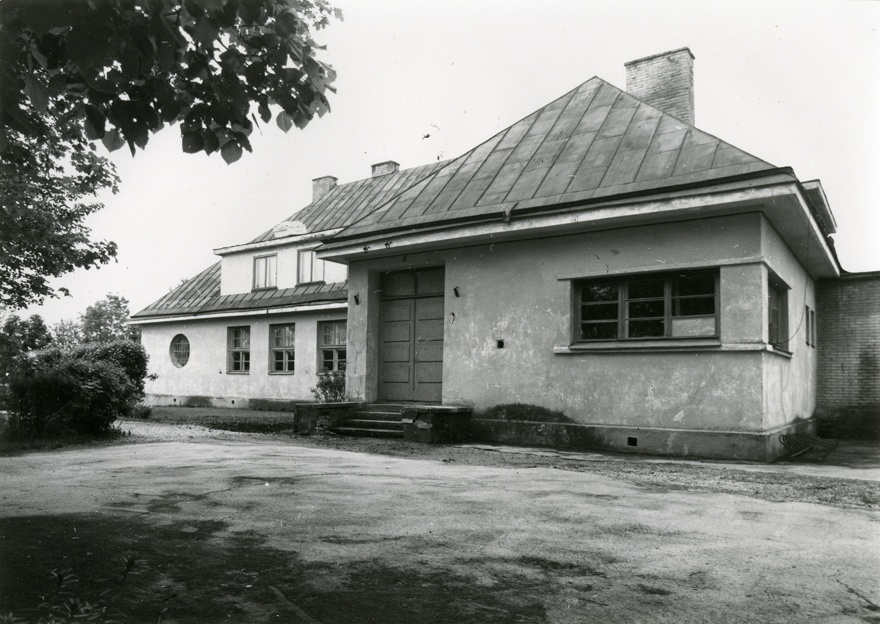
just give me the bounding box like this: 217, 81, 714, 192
330, 77, 775, 241
249, 160, 449, 244
130, 262, 348, 319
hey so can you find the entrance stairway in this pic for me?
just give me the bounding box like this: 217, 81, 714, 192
329, 404, 410, 438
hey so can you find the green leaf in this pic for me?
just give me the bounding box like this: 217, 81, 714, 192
276, 110, 293, 132
101, 129, 125, 152
258, 103, 271, 123
23, 75, 49, 113
66, 23, 114, 70
221, 141, 243, 164
181, 132, 204, 154
83, 110, 107, 141
192, 16, 221, 49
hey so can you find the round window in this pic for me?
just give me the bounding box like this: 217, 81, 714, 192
170, 334, 190, 367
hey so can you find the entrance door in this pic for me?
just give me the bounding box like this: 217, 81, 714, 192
378, 268, 445, 402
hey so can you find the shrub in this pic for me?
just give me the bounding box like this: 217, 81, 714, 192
131, 404, 152, 420
4, 340, 150, 440
74, 341, 149, 399
479, 403, 571, 423
310, 372, 346, 403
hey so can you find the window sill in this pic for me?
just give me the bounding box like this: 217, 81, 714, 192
269, 371, 296, 376
555, 338, 721, 354
226, 371, 250, 375
554, 340, 795, 358
766, 344, 793, 359
297, 280, 326, 286
252, 286, 278, 292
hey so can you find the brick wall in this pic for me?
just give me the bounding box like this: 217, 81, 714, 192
625, 48, 695, 124
817, 272, 880, 436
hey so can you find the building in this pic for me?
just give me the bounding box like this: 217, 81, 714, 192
132, 49, 878, 460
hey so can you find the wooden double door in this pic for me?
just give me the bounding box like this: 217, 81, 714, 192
378, 268, 445, 403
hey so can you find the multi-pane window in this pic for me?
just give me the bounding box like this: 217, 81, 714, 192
227, 326, 251, 372
297, 249, 326, 284
253, 254, 277, 290
319, 320, 346, 371
270, 324, 295, 373
578, 271, 718, 341
170, 334, 190, 367
768, 281, 788, 349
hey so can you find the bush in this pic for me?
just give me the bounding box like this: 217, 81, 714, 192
311, 372, 346, 403
4, 340, 150, 440
131, 404, 152, 420
478, 403, 571, 423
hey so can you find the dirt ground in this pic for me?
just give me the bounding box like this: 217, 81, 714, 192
1, 421, 878, 624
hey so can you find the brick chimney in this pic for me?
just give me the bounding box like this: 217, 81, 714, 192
312, 175, 337, 202
625, 48, 695, 124
371, 161, 400, 177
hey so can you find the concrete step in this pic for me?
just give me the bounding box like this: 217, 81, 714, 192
330, 427, 404, 438
344, 418, 405, 431
350, 410, 407, 421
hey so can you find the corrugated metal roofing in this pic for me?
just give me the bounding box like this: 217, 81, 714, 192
331, 77, 775, 241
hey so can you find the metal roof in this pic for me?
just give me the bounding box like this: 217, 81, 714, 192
249, 160, 449, 244
134, 76, 779, 320
131, 260, 347, 319
132, 163, 447, 319
330, 77, 775, 241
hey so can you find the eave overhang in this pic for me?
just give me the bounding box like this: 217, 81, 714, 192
317, 170, 839, 279
129, 301, 347, 325
214, 228, 342, 256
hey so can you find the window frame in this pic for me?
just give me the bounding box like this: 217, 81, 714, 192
253, 254, 277, 290
297, 248, 326, 284
169, 334, 190, 368
318, 320, 347, 372
767, 275, 789, 351
227, 326, 251, 374
269, 323, 296, 375
810, 308, 817, 348
805, 305, 812, 347
574, 270, 720, 343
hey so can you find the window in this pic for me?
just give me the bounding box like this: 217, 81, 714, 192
253, 254, 277, 290
578, 270, 718, 341
318, 320, 346, 371
227, 326, 251, 372
170, 334, 190, 367
811, 308, 817, 348
297, 249, 326, 284
805, 306, 812, 347
270, 324, 295, 373
767, 279, 789, 349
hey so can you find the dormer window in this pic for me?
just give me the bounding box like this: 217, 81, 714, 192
253, 254, 277, 290
297, 248, 326, 284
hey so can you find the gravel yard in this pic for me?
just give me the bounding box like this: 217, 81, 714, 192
1, 418, 877, 623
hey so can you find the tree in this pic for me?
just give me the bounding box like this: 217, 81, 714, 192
0, 0, 340, 308
80, 293, 139, 343
0, 313, 53, 378
0, 0, 339, 161
52, 318, 83, 349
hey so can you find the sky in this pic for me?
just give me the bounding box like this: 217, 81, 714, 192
20, 0, 880, 326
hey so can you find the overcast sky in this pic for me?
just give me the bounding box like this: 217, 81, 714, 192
22, 0, 880, 326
